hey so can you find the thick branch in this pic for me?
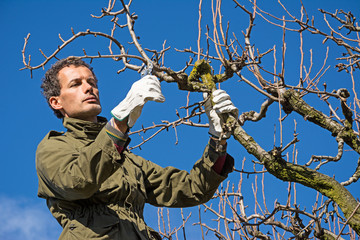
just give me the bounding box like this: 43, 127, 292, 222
231, 119, 360, 234
282, 89, 360, 154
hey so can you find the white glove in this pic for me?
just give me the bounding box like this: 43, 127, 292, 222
111, 75, 165, 128
204, 89, 238, 139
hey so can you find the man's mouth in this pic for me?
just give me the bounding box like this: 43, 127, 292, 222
84, 96, 99, 103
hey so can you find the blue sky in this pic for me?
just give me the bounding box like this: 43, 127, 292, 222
1, 0, 360, 239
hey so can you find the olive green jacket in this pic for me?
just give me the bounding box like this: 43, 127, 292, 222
36, 117, 234, 240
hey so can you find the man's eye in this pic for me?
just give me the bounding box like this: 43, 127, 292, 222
89, 81, 97, 87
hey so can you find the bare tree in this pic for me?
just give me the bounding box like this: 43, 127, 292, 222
22, 0, 360, 239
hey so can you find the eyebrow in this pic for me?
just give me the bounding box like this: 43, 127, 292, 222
67, 78, 82, 86
67, 77, 97, 85
88, 77, 98, 82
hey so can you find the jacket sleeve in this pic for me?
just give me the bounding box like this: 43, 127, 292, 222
36, 129, 122, 201
126, 142, 234, 208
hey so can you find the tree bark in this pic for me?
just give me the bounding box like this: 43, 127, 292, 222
282, 89, 360, 154
229, 89, 360, 234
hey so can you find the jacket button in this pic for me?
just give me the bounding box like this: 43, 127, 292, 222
69, 223, 76, 230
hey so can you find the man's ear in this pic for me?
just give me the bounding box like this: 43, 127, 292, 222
49, 96, 63, 111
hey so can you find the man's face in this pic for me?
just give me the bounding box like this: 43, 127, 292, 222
49, 65, 102, 122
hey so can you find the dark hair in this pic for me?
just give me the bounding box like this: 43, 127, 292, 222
41, 57, 97, 118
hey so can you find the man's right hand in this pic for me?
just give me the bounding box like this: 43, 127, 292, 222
111, 75, 165, 128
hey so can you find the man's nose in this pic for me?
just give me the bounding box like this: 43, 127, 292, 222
82, 81, 93, 93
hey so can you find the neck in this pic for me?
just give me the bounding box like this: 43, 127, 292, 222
64, 114, 98, 123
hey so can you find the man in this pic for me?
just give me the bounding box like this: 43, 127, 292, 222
36, 57, 237, 239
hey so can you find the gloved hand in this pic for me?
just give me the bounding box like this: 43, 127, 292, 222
204, 89, 238, 139
111, 75, 165, 128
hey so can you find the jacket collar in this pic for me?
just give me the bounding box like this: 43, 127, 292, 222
63, 116, 107, 139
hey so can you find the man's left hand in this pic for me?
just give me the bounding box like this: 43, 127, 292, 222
204, 89, 238, 139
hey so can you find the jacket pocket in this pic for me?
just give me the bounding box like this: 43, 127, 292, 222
63, 217, 120, 240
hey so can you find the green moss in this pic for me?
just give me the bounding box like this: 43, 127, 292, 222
178, 59, 236, 92
188, 60, 216, 91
